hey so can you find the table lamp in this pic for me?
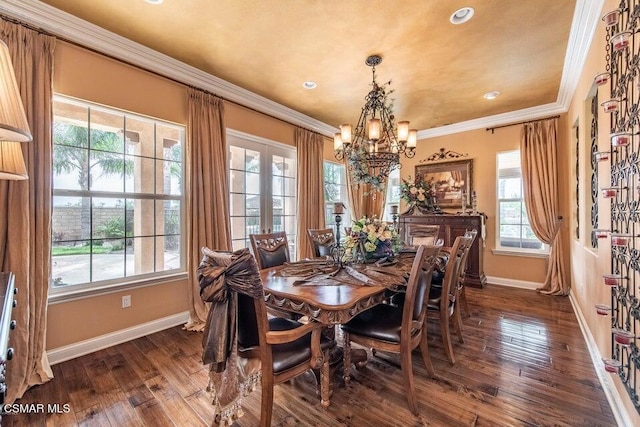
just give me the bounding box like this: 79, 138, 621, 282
0, 39, 32, 181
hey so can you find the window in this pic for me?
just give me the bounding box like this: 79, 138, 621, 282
323, 161, 350, 228
51, 96, 185, 295
228, 130, 297, 259
383, 168, 401, 222
496, 150, 546, 253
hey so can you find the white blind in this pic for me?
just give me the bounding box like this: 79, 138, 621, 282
498, 150, 521, 179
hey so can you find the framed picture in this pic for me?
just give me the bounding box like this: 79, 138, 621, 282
415, 159, 473, 209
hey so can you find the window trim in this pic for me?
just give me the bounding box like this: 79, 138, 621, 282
49, 95, 186, 300
495, 149, 549, 256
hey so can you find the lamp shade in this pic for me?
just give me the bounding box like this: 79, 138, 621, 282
0, 140, 28, 180
0, 40, 31, 142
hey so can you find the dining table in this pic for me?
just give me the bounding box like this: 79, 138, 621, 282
259, 254, 417, 407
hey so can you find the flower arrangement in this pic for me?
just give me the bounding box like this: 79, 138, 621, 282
400, 176, 440, 213
342, 216, 401, 262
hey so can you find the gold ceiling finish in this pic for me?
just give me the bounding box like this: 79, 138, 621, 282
38, 0, 576, 131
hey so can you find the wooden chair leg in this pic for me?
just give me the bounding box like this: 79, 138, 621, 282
441, 309, 456, 365
343, 332, 352, 383
260, 377, 274, 427
400, 346, 418, 415
419, 328, 435, 377
453, 303, 465, 344
460, 286, 470, 317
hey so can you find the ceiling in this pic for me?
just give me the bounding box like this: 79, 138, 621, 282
23, 1, 579, 133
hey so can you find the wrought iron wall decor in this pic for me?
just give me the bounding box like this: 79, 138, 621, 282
418, 147, 468, 163
591, 93, 600, 249
600, 1, 640, 413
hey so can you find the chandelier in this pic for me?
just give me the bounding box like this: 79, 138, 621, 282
334, 55, 416, 192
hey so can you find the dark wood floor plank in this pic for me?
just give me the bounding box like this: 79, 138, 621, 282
144, 375, 208, 426
132, 399, 175, 427
6, 284, 616, 426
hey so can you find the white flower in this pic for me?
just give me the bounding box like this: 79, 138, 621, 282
417, 193, 426, 202
364, 241, 376, 252
410, 187, 418, 195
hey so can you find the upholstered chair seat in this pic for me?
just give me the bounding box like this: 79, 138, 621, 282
341, 304, 405, 343
238, 314, 335, 374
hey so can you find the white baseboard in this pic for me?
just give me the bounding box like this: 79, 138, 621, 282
568, 290, 633, 427
485, 276, 542, 290
47, 311, 190, 365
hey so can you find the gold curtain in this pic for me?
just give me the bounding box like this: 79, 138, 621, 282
295, 128, 325, 259
346, 181, 388, 220
520, 118, 567, 295
185, 89, 232, 330
0, 20, 55, 402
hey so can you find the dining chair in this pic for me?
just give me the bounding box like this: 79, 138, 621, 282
426, 234, 474, 365
236, 262, 335, 426
249, 231, 291, 270
306, 228, 336, 258
250, 231, 300, 319
342, 244, 442, 415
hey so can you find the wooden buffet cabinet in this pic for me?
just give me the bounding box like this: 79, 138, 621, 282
398, 213, 486, 288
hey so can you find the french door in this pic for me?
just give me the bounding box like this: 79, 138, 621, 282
227, 130, 297, 259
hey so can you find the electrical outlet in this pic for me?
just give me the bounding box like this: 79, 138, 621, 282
122, 295, 131, 308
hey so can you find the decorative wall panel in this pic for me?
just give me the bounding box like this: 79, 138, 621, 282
602, 1, 640, 413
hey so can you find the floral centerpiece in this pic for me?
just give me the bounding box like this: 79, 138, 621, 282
400, 176, 440, 214
342, 216, 401, 263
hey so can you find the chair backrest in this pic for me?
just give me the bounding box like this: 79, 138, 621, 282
249, 231, 290, 270
402, 244, 442, 332
458, 229, 478, 286
437, 234, 474, 313
405, 224, 440, 246
307, 228, 336, 258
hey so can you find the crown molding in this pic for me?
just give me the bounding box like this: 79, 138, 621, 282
417, 102, 565, 139
556, 0, 604, 108
0, 0, 337, 136
1, 0, 601, 140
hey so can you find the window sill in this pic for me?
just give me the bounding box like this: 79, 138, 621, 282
48, 272, 188, 304
491, 248, 549, 259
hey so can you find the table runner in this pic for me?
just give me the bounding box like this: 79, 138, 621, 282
277, 253, 417, 288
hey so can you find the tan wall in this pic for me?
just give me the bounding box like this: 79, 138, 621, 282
566, 0, 639, 423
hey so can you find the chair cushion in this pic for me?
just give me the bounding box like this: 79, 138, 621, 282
257, 246, 289, 269
268, 317, 335, 374
341, 303, 403, 343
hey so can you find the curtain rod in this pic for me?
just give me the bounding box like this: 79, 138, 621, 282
0, 15, 325, 138
486, 115, 560, 134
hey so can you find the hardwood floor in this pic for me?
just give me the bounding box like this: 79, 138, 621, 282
4, 284, 616, 426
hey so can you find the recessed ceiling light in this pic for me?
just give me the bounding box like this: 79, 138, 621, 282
450, 7, 475, 24
145, 0, 164, 5
483, 91, 501, 100
303, 81, 317, 89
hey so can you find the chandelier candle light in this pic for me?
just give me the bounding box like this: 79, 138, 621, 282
334, 55, 416, 192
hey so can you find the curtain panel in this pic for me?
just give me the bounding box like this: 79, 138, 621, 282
520, 118, 568, 295
295, 128, 325, 259
0, 20, 55, 402
346, 181, 387, 220
186, 89, 232, 330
